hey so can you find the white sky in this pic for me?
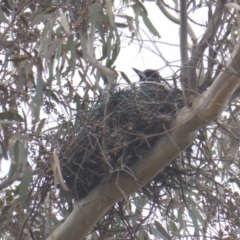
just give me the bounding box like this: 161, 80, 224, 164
115, 1, 208, 81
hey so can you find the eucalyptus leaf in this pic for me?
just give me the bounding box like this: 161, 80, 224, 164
59, 13, 70, 34
18, 133, 29, 169
154, 220, 170, 240
140, 11, 161, 38
67, 36, 76, 78
0, 6, 9, 23
19, 166, 32, 207
32, 71, 43, 120
105, 0, 115, 27
31, 13, 45, 26
150, 226, 170, 240
188, 208, 199, 237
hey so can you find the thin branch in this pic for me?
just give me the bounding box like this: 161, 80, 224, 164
180, 0, 189, 99
156, 0, 197, 42
188, 0, 226, 95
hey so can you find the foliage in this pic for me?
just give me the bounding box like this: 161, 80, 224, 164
0, 0, 240, 240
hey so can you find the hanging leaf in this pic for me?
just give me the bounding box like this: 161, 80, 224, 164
150, 226, 170, 240
131, 3, 160, 38
0, 6, 9, 23
32, 71, 43, 120
67, 36, 76, 78
59, 13, 70, 35
140, 11, 161, 38
188, 208, 199, 236
36, 118, 46, 136
154, 220, 170, 240
131, 4, 140, 33
105, 0, 115, 27
31, 13, 46, 26
106, 43, 120, 67
18, 133, 29, 169
45, 39, 61, 65
19, 166, 32, 207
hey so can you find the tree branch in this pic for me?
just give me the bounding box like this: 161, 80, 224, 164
188, 0, 226, 96
156, 0, 197, 42
46, 29, 240, 240
180, 0, 189, 100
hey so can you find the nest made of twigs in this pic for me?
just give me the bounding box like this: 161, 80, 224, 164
57, 82, 184, 200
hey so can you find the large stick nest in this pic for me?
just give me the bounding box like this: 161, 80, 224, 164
58, 82, 185, 200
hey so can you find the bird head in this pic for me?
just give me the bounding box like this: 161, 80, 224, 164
132, 68, 162, 82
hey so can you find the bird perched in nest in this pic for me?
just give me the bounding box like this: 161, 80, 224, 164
132, 68, 163, 82
132, 68, 169, 92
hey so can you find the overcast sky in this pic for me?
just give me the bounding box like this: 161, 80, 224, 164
115, 1, 208, 81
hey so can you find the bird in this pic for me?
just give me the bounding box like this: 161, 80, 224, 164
132, 68, 163, 82
132, 68, 170, 96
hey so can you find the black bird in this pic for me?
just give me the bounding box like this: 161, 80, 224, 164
132, 68, 163, 82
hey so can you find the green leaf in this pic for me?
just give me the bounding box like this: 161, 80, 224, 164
31, 13, 45, 26
0, 6, 9, 23
56, 68, 61, 85
89, 2, 99, 26
227, 199, 237, 215
45, 39, 61, 64
188, 208, 199, 236
59, 13, 70, 34
131, 4, 160, 38
150, 226, 170, 240
154, 220, 170, 240
131, 4, 141, 33
67, 36, 76, 78
178, 210, 184, 232
106, 42, 120, 67
32, 71, 43, 120
39, 19, 51, 54
137, 230, 149, 240
18, 133, 29, 169
13, 139, 20, 164
19, 166, 32, 207
8, 160, 18, 179
169, 220, 178, 232
105, 0, 115, 27
36, 118, 46, 136
140, 11, 160, 38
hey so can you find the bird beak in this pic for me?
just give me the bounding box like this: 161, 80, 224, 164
132, 68, 146, 79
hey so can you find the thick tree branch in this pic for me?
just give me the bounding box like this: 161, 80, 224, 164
47, 32, 240, 240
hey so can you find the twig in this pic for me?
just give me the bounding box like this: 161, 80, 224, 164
180, 0, 189, 101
